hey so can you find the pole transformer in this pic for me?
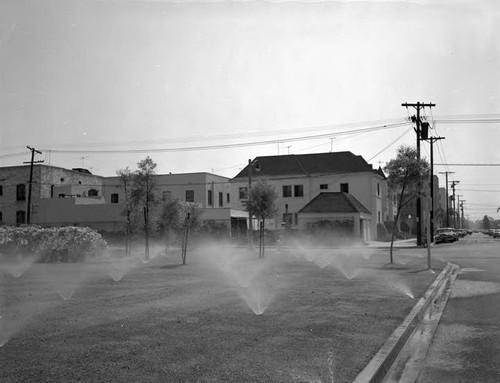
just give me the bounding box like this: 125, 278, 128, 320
402, 102, 436, 246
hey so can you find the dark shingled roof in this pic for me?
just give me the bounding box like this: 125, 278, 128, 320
299, 192, 371, 215
231, 151, 381, 180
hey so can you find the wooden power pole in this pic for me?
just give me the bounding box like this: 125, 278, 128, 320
401, 102, 436, 246
23, 146, 44, 224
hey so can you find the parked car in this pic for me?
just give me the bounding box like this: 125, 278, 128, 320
493, 229, 500, 238
435, 228, 459, 244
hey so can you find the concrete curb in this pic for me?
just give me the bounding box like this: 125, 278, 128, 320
352, 262, 459, 383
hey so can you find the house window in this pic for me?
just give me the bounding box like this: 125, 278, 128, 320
111, 193, 119, 204
227, 193, 230, 204
294, 185, 304, 197
0, 211, 3, 221
0, 185, 3, 196
208, 190, 213, 206
16, 210, 26, 226
320, 184, 328, 190
88, 189, 98, 197
340, 183, 349, 193
162, 191, 171, 201
219, 192, 223, 207
294, 213, 298, 225
282, 185, 292, 198
16, 184, 26, 201
377, 183, 380, 196
378, 211, 381, 223
185, 190, 194, 202
239, 187, 248, 200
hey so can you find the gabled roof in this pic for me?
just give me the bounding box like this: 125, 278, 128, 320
299, 192, 371, 215
374, 166, 387, 180
231, 151, 379, 180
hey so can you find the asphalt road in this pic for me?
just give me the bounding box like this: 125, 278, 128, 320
417, 233, 500, 383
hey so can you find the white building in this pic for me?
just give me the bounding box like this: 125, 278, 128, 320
229, 151, 389, 241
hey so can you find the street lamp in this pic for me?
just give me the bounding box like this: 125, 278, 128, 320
408, 214, 412, 237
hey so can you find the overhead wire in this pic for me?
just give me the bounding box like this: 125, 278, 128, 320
0, 120, 410, 157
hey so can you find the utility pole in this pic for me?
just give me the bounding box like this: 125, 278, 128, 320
456, 195, 463, 229
23, 146, 44, 224
439, 171, 454, 227
427, 136, 444, 242
402, 102, 436, 246
450, 181, 459, 228
247, 159, 252, 248
460, 201, 466, 229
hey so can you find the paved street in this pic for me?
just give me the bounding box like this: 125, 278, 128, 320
417, 233, 500, 382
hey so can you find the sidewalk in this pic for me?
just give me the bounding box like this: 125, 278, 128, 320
366, 238, 418, 248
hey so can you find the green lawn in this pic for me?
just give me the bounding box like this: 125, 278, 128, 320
0, 244, 442, 383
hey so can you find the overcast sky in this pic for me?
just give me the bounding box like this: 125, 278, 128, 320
1, 0, 499, 220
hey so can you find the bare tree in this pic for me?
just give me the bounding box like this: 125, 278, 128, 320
384, 145, 429, 263
178, 201, 200, 265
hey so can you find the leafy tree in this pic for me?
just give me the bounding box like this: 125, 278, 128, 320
131, 156, 158, 261
384, 145, 430, 263
244, 180, 278, 258
116, 166, 134, 256
482, 215, 491, 230
157, 197, 181, 254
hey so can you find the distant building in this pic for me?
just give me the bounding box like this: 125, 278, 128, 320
0, 165, 105, 227
0, 165, 246, 236
103, 172, 247, 237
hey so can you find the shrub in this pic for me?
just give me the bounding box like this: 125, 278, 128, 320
0, 225, 107, 263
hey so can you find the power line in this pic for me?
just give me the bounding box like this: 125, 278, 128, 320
0, 121, 409, 156
367, 127, 412, 162
435, 163, 500, 167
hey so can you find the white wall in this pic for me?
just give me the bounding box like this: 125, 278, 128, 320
230, 171, 386, 237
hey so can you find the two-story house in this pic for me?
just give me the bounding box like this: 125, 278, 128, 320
229, 151, 389, 241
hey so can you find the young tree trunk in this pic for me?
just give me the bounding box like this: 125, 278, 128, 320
259, 219, 265, 258
164, 228, 170, 255
125, 210, 131, 257
181, 213, 190, 265
144, 207, 150, 261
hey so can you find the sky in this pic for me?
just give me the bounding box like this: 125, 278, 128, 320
0, 0, 499, 221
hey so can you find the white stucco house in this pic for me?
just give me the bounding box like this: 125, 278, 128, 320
229, 151, 389, 241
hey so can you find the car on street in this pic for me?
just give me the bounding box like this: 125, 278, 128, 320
435, 228, 459, 244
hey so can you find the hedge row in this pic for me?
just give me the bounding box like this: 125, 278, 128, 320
0, 225, 107, 263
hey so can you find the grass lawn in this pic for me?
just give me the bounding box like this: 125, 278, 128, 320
0, 243, 442, 383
